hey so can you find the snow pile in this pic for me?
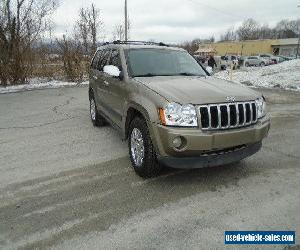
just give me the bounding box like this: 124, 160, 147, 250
215, 59, 300, 91
0, 79, 88, 94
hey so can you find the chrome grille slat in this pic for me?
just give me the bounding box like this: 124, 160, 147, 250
208, 105, 211, 128
236, 103, 239, 125
250, 102, 253, 122
227, 104, 230, 129
217, 106, 221, 128
243, 103, 246, 126
199, 101, 258, 131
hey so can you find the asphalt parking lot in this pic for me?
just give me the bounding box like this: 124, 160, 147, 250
0, 86, 299, 250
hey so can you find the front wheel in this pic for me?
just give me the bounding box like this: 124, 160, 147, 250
90, 94, 106, 127
128, 117, 162, 178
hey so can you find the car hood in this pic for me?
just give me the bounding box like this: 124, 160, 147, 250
135, 76, 260, 104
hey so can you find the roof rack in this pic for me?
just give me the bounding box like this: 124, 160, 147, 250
100, 40, 169, 47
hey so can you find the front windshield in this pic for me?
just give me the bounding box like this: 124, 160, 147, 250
125, 48, 207, 77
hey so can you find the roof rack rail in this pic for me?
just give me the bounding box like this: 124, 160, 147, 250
100, 40, 169, 47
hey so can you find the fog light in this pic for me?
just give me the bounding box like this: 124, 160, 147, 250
172, 137, 182, 148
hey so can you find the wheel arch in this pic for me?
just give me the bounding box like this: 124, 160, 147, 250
123, 103, 160, 153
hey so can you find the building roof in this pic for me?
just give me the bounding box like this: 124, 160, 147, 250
195, 47, 216, 53
214, 38, 299, 46
271, 38, 299, 46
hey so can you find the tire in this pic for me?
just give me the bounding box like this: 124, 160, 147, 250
245, 62, 249, 67
89, 92, 106, 127
260, 62, 265, 67
128, 117, 162, 178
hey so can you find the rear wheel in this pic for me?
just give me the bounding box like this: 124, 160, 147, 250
128, 117, 162, 178
89, 93, 106, 127
245, 62, 249, 67
260, 62, 265, 66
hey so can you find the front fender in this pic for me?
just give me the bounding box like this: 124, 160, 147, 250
122, 90, 167, 153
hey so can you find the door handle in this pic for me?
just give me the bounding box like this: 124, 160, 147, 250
104, 80, 110, 86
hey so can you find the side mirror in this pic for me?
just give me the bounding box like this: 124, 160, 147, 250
103, 65, 120, 77
206, 66, 213, 75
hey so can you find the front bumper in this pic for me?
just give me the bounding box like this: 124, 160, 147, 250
158, 142, 262, 169
152, 115, 270, 158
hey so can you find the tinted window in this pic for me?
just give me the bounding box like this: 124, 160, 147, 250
109, 49, 122, 70
126, 49, 207, 77
91, 50, 101, 69
97, 49, 110, 71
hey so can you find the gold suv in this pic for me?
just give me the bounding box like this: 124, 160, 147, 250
89, 41, 270, 178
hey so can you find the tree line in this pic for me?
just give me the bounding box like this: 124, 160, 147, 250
0, 0, 130, 86
179, 18, 299, 54
220, 18, 300, 41
1, 1, 299, 86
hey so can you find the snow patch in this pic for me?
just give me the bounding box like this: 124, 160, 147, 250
214, 59, 300, 91
0, 79, 88, 94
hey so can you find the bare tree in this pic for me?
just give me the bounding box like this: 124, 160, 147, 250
75, 4, 104, 55
258, 24, 276, 39
179, 38, 213, 54
275, 19, 299, 38
113, 24, 125, 41
56, 35, 85, 82
0, 0, 57, 85
217, 18, 299, 43
237, 18, 260, 40
220, 27, 237, 41
112, 19, 131, 41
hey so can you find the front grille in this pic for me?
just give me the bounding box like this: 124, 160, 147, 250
199, 101, 258, 130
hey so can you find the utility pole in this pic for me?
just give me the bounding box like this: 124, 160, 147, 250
297, 5, 300, 58
297, 32, 300, 59
125, 0, 128, 41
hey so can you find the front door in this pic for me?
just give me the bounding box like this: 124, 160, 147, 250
103, 49, 127, 128
93, 48, 111, 117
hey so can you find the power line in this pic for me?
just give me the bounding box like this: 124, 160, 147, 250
187, 0, 245, 20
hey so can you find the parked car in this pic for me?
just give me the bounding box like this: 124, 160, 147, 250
244, 56, 267, 67
220, 55, 239, 70
194, 55, 206, 64
278, 56, 291, 62
89, 41, 270, 178
257, 54, 280, 64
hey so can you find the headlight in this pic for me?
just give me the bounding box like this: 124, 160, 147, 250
256, 97, 266, 118
159, 102, 198, 127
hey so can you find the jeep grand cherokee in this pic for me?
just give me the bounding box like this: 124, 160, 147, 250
89, 41, 270, 178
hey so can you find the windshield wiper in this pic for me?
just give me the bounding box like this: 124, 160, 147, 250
133, 73, 158, 77
177, 72, 205, 76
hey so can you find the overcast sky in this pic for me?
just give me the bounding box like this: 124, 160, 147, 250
52, 0, 300, 43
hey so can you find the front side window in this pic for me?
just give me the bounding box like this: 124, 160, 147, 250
97, 48, 110, 71
91, 50, 101, 69
125, 49, 207, 77
109, 49, 122, 70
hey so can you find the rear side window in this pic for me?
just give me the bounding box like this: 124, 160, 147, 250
109, 49, 122, 70
97, 48, 110, 71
